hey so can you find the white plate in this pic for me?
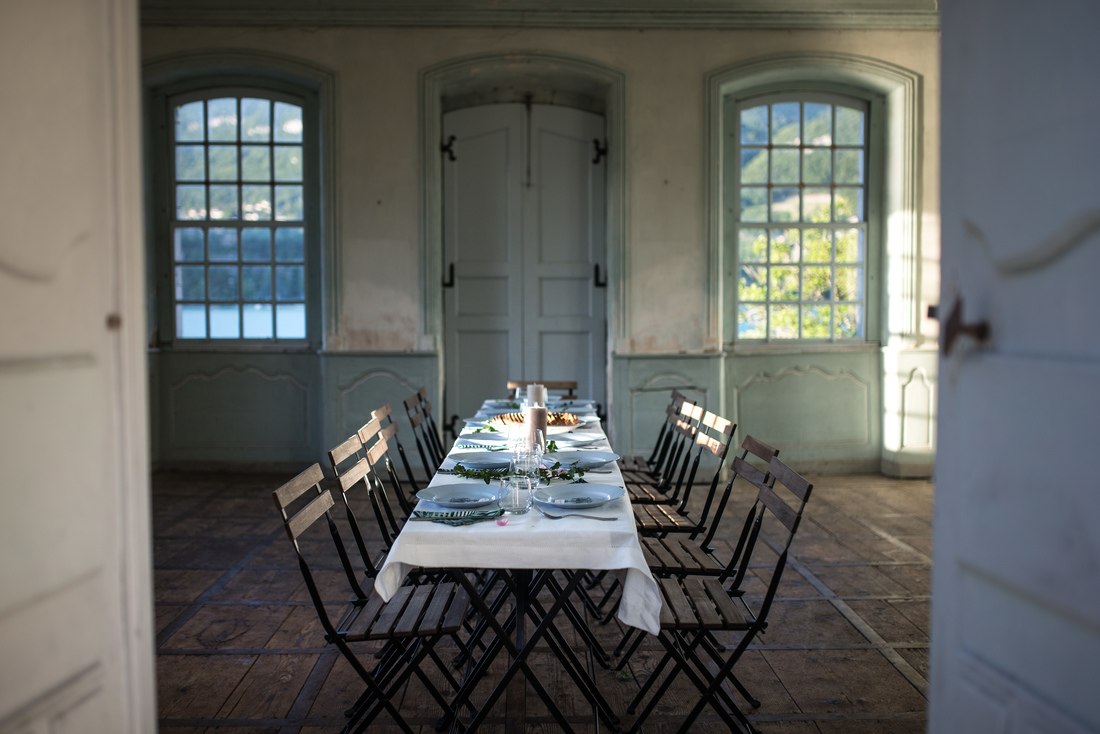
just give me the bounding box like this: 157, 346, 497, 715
416, 483, 499, 509
449, 450, 512, 470
547, 433, 603, 448
542, 450, 620, 470
459, 430, 510, 445
532, 484, 625, 509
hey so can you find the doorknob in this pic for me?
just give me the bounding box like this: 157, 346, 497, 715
932, 297, 990, 355
442, 262, 455, 288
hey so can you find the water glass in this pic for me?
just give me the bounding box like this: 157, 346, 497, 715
499, 474, 533, 514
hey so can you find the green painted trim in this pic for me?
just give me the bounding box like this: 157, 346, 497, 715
141, 3, 939, 31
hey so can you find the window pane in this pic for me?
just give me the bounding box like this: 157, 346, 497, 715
175, 266, 205, 300
208, 146, 238, 181
802, 148, 831, 185
770, 188, 798, 222
174, 228, 204, 261
242, 229, 272, 261
275, 227, 305, 262
740, 149, 767, 184
208, 228, 238, 261
769, 304, 799, 338
835, 187, 863, 222
740, 105, 768, 145
738, 265, 767, 301
176, 185, 206, 220
209, 304, 240, 338
242, 265, 273, 300
176, 304, 206, 338
274, 146, 303, 181
276, 303, 306, 338
209, 185, 239, 220
175, 145, 205, 181
803, 188, 831, 223
804, 103, 832, 145
738, 228, 767, 262
771, 102, 800, 145
740, 187, 768, 222
835, 266, 862, 301
769, 229, 799, 263
208, 265, 239, 301
243, 303, 274, 338
835, 106, 864, 146
836, 229, 863, 262
175, 101, 204, 142
241, 98, 271, 142
242, 185, 272, 221
738, 304, 766, 338
803, 228, 832, 262
770, 266, 799, 301
274, 102, 303, 142
770, 149, 799, 184
274, 185, 303, 220
835, 149, 864, 184
207, 98, 237, 142
275, 265, 305, 300
803, 266, 832, 300
802, 305, 831, 338
836, 304, 862, 338
241, 146, 271, 180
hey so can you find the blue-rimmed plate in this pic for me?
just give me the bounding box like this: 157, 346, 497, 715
416, 483, 499, 509
532, 484, 625, 509
542, 450, 620, 470
449, 450, 512, 470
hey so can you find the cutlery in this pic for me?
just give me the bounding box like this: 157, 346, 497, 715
535, 506, 617, 521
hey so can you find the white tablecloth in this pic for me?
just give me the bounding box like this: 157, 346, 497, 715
373, 404, 662, 636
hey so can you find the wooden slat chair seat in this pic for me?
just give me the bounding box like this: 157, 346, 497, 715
272, 464, 472, 732
631, 408, 737, 536
623, 456, 814, 734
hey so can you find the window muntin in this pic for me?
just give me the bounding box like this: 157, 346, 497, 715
735, 96, 868, 341
169, 93, 307, 341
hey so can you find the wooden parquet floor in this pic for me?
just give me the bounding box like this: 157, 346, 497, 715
154, 469, 931, 733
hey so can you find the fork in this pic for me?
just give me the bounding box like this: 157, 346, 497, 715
535, 506, 617, 521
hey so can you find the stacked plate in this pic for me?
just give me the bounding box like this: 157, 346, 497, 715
449, 450, 511, 470
542, 449, 620, 470
416, 483, 499, 509
532, 484, 625, 510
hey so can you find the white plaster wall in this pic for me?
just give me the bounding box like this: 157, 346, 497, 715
141, 25, 939, 354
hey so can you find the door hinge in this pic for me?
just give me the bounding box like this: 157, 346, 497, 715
441, 135, 456, 161
592, 138, 608, 164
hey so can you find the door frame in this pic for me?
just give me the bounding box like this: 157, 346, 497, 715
420, 52, 625, 408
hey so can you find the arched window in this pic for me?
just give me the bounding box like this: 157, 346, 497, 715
148, 64, 326, 348
732, 94, 872, 341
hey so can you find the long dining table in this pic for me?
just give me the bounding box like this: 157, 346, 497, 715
373, 397, 661, 730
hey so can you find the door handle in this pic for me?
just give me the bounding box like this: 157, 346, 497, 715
931, 298, 989, 355
593, 263, 607, 288
442, 262, 455, 288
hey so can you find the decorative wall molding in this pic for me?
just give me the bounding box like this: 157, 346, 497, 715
899, 365, 933, 450
140, 0, 939, 30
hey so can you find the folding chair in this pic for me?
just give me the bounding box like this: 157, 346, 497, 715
632, 408, 737, 536
641, 434, 780, 578
328, 432, 365, 478
625, 456, 814, 734
623, 399, 701, 504
404, 388, 445, 473
271, 463, 472, 733
359, 414, 417, 517
617, 388, 690, 475
369, 402, 426, 492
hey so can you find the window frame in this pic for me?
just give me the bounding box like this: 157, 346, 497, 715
149, 74, 324, 351
730, 89, 879, 344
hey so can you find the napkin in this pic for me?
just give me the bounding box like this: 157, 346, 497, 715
411, 509, 504, 526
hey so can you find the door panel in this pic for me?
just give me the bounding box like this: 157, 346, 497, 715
443, 103, 606, 430
0, 0, 152, 731
933, 1, 1100, 730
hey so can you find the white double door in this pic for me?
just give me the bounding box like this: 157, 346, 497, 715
442, 103, 607, 428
